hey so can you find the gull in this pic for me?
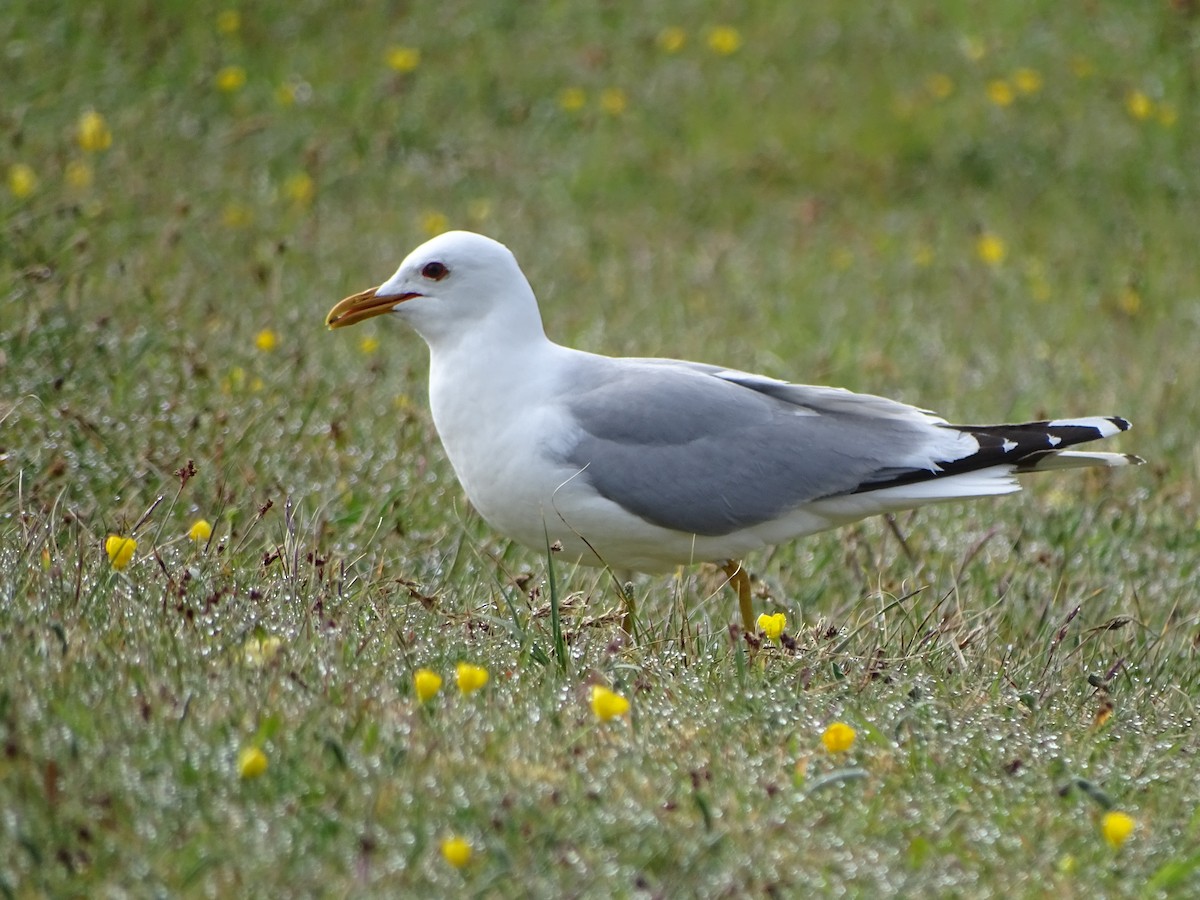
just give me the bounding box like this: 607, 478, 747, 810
326, 231, 1142, 631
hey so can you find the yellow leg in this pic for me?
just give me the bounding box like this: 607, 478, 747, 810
721, 560, 755, 633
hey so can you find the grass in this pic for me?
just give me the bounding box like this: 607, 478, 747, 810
3, 1, 1200, 895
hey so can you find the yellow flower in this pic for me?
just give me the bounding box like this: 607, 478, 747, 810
77, 110, 113, 153
1013, 68, 1042, 95
590, 684, 630, 721
65, 160, 93, 190
925, 73, 954, 100
414, 668, 442, 703
188, 519, 213, 542
284, 172, 314, 206
756, 612, 786, 643
359, 335, 380, 355
558, 86, 586, 112
599, 87, 627, 116
1100, 811, 1135, 849
455, 662, 489, 694
221, 202, 254, 229
215, 65, 247, 93
440, 835, 472, 867
275, 81, 297, 107
105, 535, 137, 570
821, 721, 857, 753
41, 548, 52, 571
254, 328, 278, 351
1157, 102, 1177, 128
420, 210, 449, 237
216, 10, 241, 35
1125, 89, 1153, 121
976, 232, 1006, 265
386, 46, 420, 73
8, 163, 37, 198
238, 746, 268, 779
706, 26, 742, 56
1118, 287, 1142, 317
986, 79, 1014, 107
244, 635, 283, 667
657, 27, 686, 53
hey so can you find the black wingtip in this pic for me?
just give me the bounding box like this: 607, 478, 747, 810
1109, 416, 1132, 432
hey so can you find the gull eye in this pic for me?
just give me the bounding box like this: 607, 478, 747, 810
421, 261, 449, 281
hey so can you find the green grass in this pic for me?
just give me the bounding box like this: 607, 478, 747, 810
4, 1, 1200, 895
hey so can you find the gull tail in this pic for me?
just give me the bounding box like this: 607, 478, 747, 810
824, 415, 1143, 515
960, 416, 1145, 474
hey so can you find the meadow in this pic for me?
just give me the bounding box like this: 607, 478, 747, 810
2, 1, 1199, 895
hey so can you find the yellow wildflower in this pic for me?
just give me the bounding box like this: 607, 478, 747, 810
986, 79, 1014, 107
657, 27, 686, 53
224, 366, 246, 393
821, 721, 857, 753
65, 160, 93, 190
756, 612, 786, 643
456, 662, 489, 695
1100, 811, 1135, 849
254, 329, 278, 351
105, 535, 137, 570
1013, 68, 1042, 95
706, 26, 742, 56
386, 46, 420, 73
215, 65, 247, 93
420, 210, 449, 237
925, 73, 954, 100
77, 110, 113, 153
414, 668, 442, 703
976, 233, 1006, 265
216, 10, 241, 35
237, 746, 268, 779
284, 172, 314, 206
558, 86, 586, 112
359, 335, 380, 355
275, 81, 297, 107
244, 635, 283, 667
8, 163, 37, 199
440, 836, 472, 867
41, 548, 52, 571
590, 684, 630, 721
188, 519, 213, 542
1118, 287, 1142, 317
1125, 90, 1153, 121
221, 202, 254, 229
599, 87, 627, 116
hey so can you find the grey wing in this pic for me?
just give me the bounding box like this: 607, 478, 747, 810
559, 360, 956, 537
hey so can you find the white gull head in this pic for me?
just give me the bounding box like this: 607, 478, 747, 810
326, 230, 546, 350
